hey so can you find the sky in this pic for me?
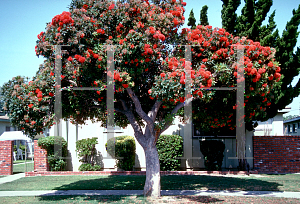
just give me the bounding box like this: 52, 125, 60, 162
0, 0, 299, 116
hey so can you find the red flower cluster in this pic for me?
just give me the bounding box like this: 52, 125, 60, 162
96, 28, 105, 34
153, 31, 166, 41
51, 11, 74, 27
74, 55, 86, 63
37, 31, 45, 41
143, 44, 153, 55
108, 3, 115, 10
116, 23, 124, 33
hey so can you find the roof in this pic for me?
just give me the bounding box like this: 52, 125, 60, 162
0, 131, 31, 141
278, 107, 291, 114
0, 115, 10, 122
283, 116, 300, 124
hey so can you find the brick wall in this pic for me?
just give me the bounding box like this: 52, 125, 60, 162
253, 136, 300, 173
0, 141, 13, 175
34, 140, 49, 172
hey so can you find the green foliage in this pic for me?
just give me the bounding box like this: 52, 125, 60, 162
76, 137, 103, 171
0, 86, 4, 113
37, 136, 68, 171
156, 134, 183, 171
78, 163, 103, 171
187, 9, 196, 29
200, 5, 209, 26
106, 136, 136, 171
76, 137, 97, 164
283, 115, 299, 121
14, 144, 26, 152
221, 0, 241, 34
200, 140, 225, 171
220, 0, 300, 122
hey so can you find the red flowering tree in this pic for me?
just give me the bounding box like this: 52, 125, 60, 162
2, 0, 281, 197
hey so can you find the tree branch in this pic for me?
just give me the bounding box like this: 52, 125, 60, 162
119, 98, 146, 147
126, 88, 155, 135
68, 80, 77, 86
160, 100, 188, 134
148, 100, 163, 121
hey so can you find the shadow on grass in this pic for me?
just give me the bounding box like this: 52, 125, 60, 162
161, 175, 283, 191
37, 195, 223, 203
37, 174, 282, 202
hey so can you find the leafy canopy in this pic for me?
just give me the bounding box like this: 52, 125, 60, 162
2, 0, 281, 137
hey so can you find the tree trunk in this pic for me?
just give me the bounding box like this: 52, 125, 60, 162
143, 143, 161, 197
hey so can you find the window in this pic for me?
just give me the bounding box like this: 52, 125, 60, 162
288, 125, 291, 133
103, 126, 124, 133
193, 124, 235, 138
5, 126, 12, 131
293, 124, 297, 133
298, 122, 300, 129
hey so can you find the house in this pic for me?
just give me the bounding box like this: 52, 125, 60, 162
0, 107, 293, 172
0, 113, 17, 136
46, 107, 292, 172
254, 107, 291, 136
48, 116, 253, 172
0, 112, 33, 157
283, 116, 300, 136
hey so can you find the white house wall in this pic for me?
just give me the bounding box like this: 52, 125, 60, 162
50, 117, 253, 171
50, 119, 146, 171
0, 121, 11, 136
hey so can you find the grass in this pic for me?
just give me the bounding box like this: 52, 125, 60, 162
13, 162, 34, 174
1, 174, 299, 203
0, 174, 299, 192
13, 160, 33, 164
0, 195, 300, 204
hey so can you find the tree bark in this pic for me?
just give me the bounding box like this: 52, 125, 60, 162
143, 142, 161, 197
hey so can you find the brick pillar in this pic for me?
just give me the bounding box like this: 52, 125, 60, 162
34, 140, 49, 171
0, 141, 13, 175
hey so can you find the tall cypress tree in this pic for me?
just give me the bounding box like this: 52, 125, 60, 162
221, 0, 300, 121
221, 0, 241, 33
187, 9, 196, 29
192, 0, 300, 170
200, 5, 209, 26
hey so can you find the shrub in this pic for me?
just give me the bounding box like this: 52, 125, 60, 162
78, 163, 102, 171
199, 140, 225, 171
156, 134, 183, 171
76, 137, 103, 171
18, 144, 26, 152
37, 136, 68, 171
106, 136, 135, 171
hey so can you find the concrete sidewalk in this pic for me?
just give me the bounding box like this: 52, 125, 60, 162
0, 173, 25, 185
0, 190, 299, 198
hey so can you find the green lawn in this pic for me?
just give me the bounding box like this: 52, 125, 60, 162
0, 174, 299, 192
1, 195, 299, 204
13, 162, 34, 174
13, 160, 33, 164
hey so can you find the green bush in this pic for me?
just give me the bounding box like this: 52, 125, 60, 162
37, 136, 68, 171
76, 137, 103, 171
14, 144, 26, 154
106, 136, 135, 171
78, 163, 103, 171
76, 137, 97, 164
156, 134, 183, 171
199, 140, 225, 171
19, 144, 26, 152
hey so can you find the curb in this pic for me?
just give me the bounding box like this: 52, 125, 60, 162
0, 190, 299, 198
